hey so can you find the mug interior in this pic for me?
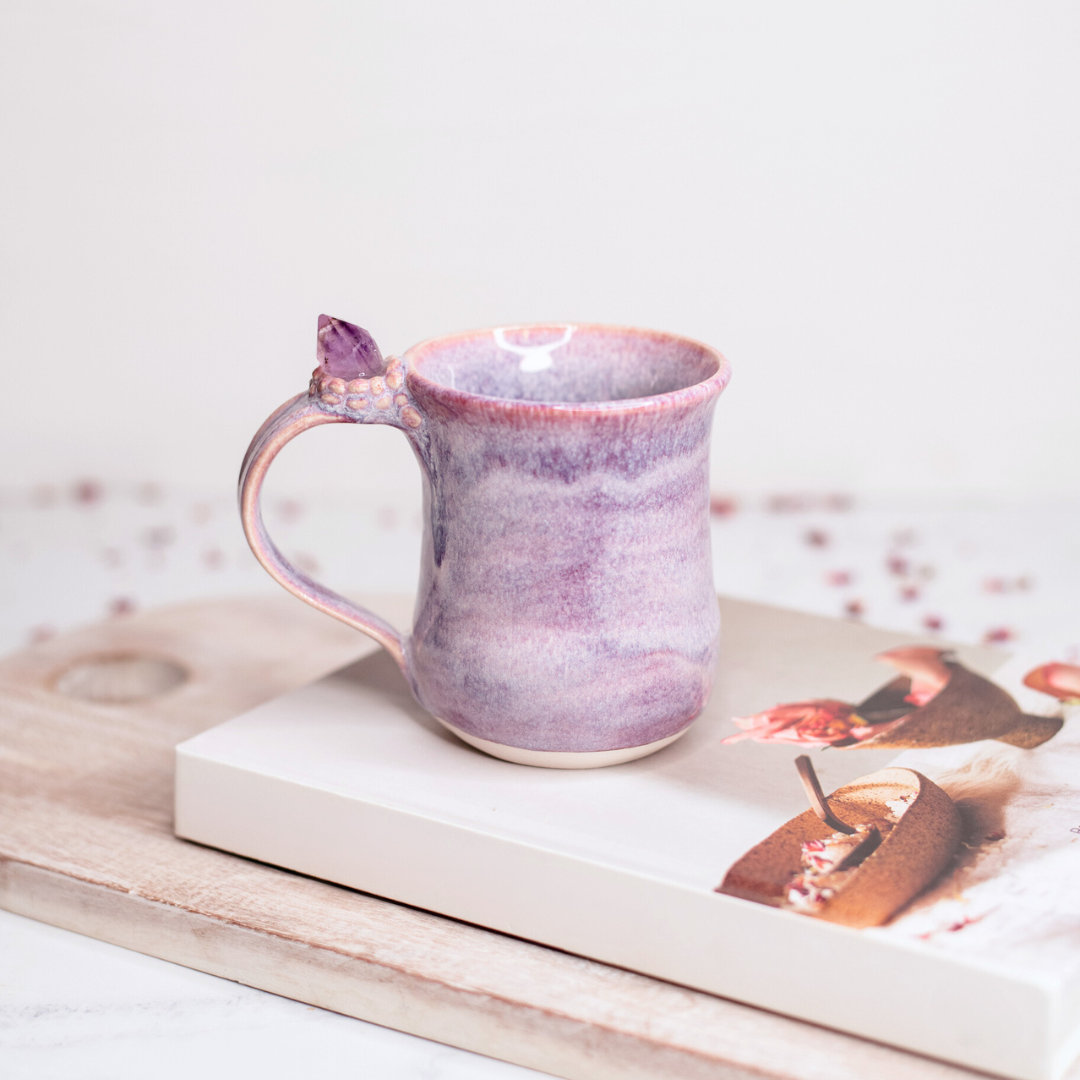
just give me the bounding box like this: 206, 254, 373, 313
407, 325, 721, 405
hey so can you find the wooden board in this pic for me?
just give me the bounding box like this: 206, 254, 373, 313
0, 595, 1004, 1080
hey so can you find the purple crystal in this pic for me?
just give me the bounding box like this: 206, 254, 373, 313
317, 314, 384, 378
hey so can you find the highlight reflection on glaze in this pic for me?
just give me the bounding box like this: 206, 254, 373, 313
493, 325, 574, 373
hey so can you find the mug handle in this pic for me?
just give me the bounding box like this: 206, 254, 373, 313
238, 364, 424, 673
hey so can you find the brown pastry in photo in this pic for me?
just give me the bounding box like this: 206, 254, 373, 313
717, 758, 961, 928
722, 647, 1062, 750
844, 647, 1062, 750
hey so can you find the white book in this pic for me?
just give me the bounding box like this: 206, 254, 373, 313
175, 597, 1080, 1080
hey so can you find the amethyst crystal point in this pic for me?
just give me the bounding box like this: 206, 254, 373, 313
317, 314, 384, 379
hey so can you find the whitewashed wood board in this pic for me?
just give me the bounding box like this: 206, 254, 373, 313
0, 594, 1017, 1080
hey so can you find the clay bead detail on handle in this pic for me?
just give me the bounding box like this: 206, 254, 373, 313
240, 316, 429, 672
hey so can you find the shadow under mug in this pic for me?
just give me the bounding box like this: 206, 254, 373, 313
240, 321, 732, 768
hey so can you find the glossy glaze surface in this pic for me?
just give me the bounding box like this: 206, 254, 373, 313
242, 321, 731, 755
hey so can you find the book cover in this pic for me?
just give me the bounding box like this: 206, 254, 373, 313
175, 597, 1080, 1080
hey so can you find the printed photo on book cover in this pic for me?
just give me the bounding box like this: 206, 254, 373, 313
716, 649, 1080, 931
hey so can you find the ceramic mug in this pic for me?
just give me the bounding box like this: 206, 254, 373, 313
240, 317, 731, 768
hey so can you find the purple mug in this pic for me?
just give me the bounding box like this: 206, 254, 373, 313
240, 317, 731, 768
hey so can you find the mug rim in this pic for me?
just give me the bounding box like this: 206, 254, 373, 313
402, 322, 731, 416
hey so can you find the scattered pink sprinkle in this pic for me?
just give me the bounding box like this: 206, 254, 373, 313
30, 484, 58, 508
919, 912, 989, 939
72, 479, 104, 505
767, 493, 854, 513
135, 482, 162, 505
886, 554, 909, 576
142, 526, 176, 549
983, 626, 1015, 645
826, 570, 852, 587
805, 529, 829, 547
709, 495, 738, 517
947, 915, 983, 933
844, 599, 865, 619
108, 597, 136, 617
292, 551, 320, 575
899, 584, 920, 602
202, 548, 225, 570
923, 614, 945, 632
891, 528, 917, 547
100, 547, 124, 568
275, 499, 304, 524
984, 576, 1033, 594
917, 564, 937, 581
767, 494, 805, 513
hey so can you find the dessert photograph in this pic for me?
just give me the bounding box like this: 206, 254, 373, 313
718, 756, 961, 928
722, 645, 1066, 751
718, 653, 1080, 941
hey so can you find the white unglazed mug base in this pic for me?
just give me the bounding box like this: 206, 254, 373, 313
435, 719, 690, 769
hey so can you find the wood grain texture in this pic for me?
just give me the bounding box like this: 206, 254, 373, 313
0, 595, 1002, 1080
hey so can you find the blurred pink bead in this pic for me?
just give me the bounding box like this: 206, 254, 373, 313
72, 478, 104, 505
709, 494, 737, 517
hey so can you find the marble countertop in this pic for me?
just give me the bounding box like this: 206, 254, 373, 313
2, 482, 1078, 1078
0, 909, 543, 1080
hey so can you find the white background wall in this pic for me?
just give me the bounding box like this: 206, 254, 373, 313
2, 1, 1078, 499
